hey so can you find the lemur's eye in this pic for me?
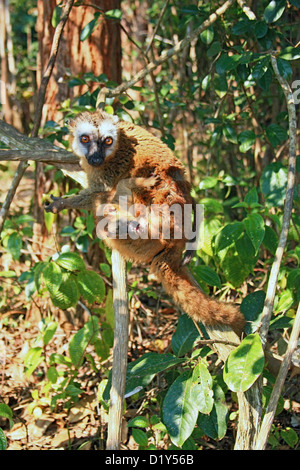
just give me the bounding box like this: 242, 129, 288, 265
105, 136, 113, 146
80, 135, 90, 144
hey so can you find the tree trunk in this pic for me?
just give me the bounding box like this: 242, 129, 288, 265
36, 0, 122, 125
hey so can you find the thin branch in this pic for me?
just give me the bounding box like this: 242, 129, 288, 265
98, 0, 236, 101
31, 0, 75, 138
255, 302, 300, 450
259, 54, 298, 348
106, 250, 129, 450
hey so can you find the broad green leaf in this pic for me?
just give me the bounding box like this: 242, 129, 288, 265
197, 383, 228, 440
200, 26, 214, 45
252, 56, 270, 80
244, 213, 265, 254
105, 9, 122, 20
6, 232, 22, 260
260, 162, 288, 207
103, 353, 184, 401
69, 317, 100, 366
51, 5, 62, 28
241, 290, 266, 334
76, 270, 105, 304
213, 74, 228, 98
0, 404, 13, 429
80, 12, 101, 41
223, 124, 238, 144
207, 41, 221, 57
266, 123, 288, 147
172, 315, 200, 357
132, 428, 148, 447
191, 363, 214, 414
34, 261, 48, 291
279, 46, 300, 61
264, 0, 286, 23
262, 225, 278, 255
202, 218, 223, 256
199, 176, 218, 190
51, 276, 79, 310
162, 371, 198, 447
24, 347, 44, 377
193, 265, 222, 289
43, 321, 58, 346
216, 54, 241, 74
55, 252, 86, 272
238, 130, 256, 153
281, 428, 299, 448
223, 334, 265, 392
0, 428, 7, 450
244, 187, 259, 205
47, 366, 58, 384
215, 222, 244, 251
275, 289, 294, 313
127, 416, 149, 428
254, 20, 268, 38
43, 262, 62, 296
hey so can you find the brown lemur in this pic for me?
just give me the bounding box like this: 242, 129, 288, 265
45, 110, 245, 335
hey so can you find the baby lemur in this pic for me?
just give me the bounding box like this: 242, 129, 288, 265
45, 110, 245, 335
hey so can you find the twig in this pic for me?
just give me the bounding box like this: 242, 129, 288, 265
31, 0, 75, 138
237, 0, 257, 20
106, 249, 129, 450
98, 0, 236, 101
259, 54, 298, 348
255, 302, 300, 450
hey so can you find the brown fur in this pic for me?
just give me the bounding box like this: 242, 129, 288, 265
45, 111, 245, 336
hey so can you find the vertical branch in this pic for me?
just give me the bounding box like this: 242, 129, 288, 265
259, 55, 298, 348
106, 249, 129, 450
255, 302, 300, 449
0, 0, 75, 233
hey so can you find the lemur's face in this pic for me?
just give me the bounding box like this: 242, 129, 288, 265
70, 113, 119, 167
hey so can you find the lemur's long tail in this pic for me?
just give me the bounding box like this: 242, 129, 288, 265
157, 262, 245, 336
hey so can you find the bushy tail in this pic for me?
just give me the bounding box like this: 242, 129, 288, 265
157, 263, 245, 336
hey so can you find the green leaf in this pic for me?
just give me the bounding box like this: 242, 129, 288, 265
43, 321, 58, 346
266, 124, 288, 147
244, 187, 259, 205
34, 261, 48, 291
213, 74, 228, 98
280, 428, 299, 448
55, 252, 86, 272
223, 124, 238, 144
260, 162, 288, 207
69, 317, 100, 366
43, 262, 62, 296
279, 46, 300, 61
76, 270, 105, 304
241, 291, 266, 334
0, 404, 13, 429
200, 26, 214, 45
193, 265, 222, 288
215, 222, 244, 251
252, 56, 270, 80
80, 12, 101, 41
254, 20, 268, 38
51, 276, 80, 310
172, 315, 200, 357
51, 5, 62, 28
207, 41, 221, 57
199, 176, 218, 190
223, 334, 265, 392
0, 428, 7, 450
47, 366, 58, 384
191, 363, 214, 414
264, 0, 286, 23
132, 428, 148, 447
197, 383, 228, 440
244, 213, 265, 254
127, 416, 149, 428
216, 54, 241, 74
6, 232, 22, 260
238, 130, 256, 153
275, 289, 294, 313
262, 225, 278, 255
105, 9, 122, 20
104, 353, 184, 401
24, 347, 44, 377
162, 371, 198, 447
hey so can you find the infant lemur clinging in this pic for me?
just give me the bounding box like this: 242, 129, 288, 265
45, 110, 245, 335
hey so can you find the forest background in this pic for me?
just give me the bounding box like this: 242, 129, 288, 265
0, 0, 299, 451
